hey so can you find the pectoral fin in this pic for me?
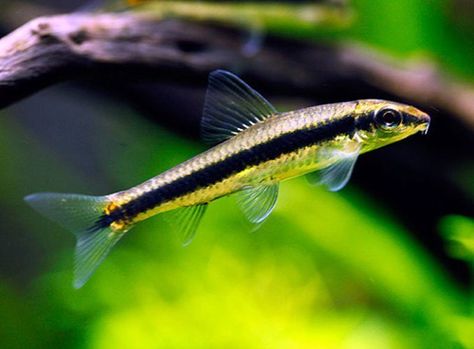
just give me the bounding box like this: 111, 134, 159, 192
307, 147, 360, 191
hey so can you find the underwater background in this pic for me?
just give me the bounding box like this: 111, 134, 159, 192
0, 1, 472, 348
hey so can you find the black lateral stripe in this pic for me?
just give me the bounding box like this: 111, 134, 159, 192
107, 115, 355, 223
355, 112, 373, 131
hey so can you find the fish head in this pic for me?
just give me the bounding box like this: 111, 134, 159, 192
353, 99, 430, 152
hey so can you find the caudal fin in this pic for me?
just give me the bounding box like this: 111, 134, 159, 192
24, 193, 127, 288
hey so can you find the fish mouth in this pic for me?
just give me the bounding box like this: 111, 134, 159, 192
421, 121, 430, 135
421, 122, 430, 136
418, 113, 431, 135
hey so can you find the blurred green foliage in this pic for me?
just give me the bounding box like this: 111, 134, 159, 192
138, 1, 353, 36
138, 0, 474, 77
439, 215, 474, 262
349, 0, 474, 77
0, 1, 473, 349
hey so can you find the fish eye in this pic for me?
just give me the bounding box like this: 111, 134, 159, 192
374, 108, 402, 129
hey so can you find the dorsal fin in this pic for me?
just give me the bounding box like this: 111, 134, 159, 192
201, 70, 277, 145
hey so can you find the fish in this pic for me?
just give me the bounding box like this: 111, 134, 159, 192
24, 70, 431, 288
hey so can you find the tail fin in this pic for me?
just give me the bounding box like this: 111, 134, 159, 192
24, 193, 127, 288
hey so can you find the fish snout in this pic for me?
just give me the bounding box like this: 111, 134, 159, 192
418, 112, 431, 135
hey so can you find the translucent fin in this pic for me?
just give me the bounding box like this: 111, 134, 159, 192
236, 184, 279, 224
171, 204, 208, 246
306, 148, 360, 192
201, 70, 277, 145
24, 193, 127, 288
74, 224, 123, 288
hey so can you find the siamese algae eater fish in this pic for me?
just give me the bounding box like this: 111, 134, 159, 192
25, 70, 430, 288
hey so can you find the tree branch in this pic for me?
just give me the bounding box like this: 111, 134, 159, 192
1, 12, 474, 130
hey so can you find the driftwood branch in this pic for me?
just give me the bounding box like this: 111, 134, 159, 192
1, 13, 474, 130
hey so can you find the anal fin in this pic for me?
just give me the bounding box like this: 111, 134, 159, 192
169, 204, 208, 246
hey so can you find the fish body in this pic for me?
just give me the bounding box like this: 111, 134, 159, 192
25, 70, 430, 288
110, 102, 357, 220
